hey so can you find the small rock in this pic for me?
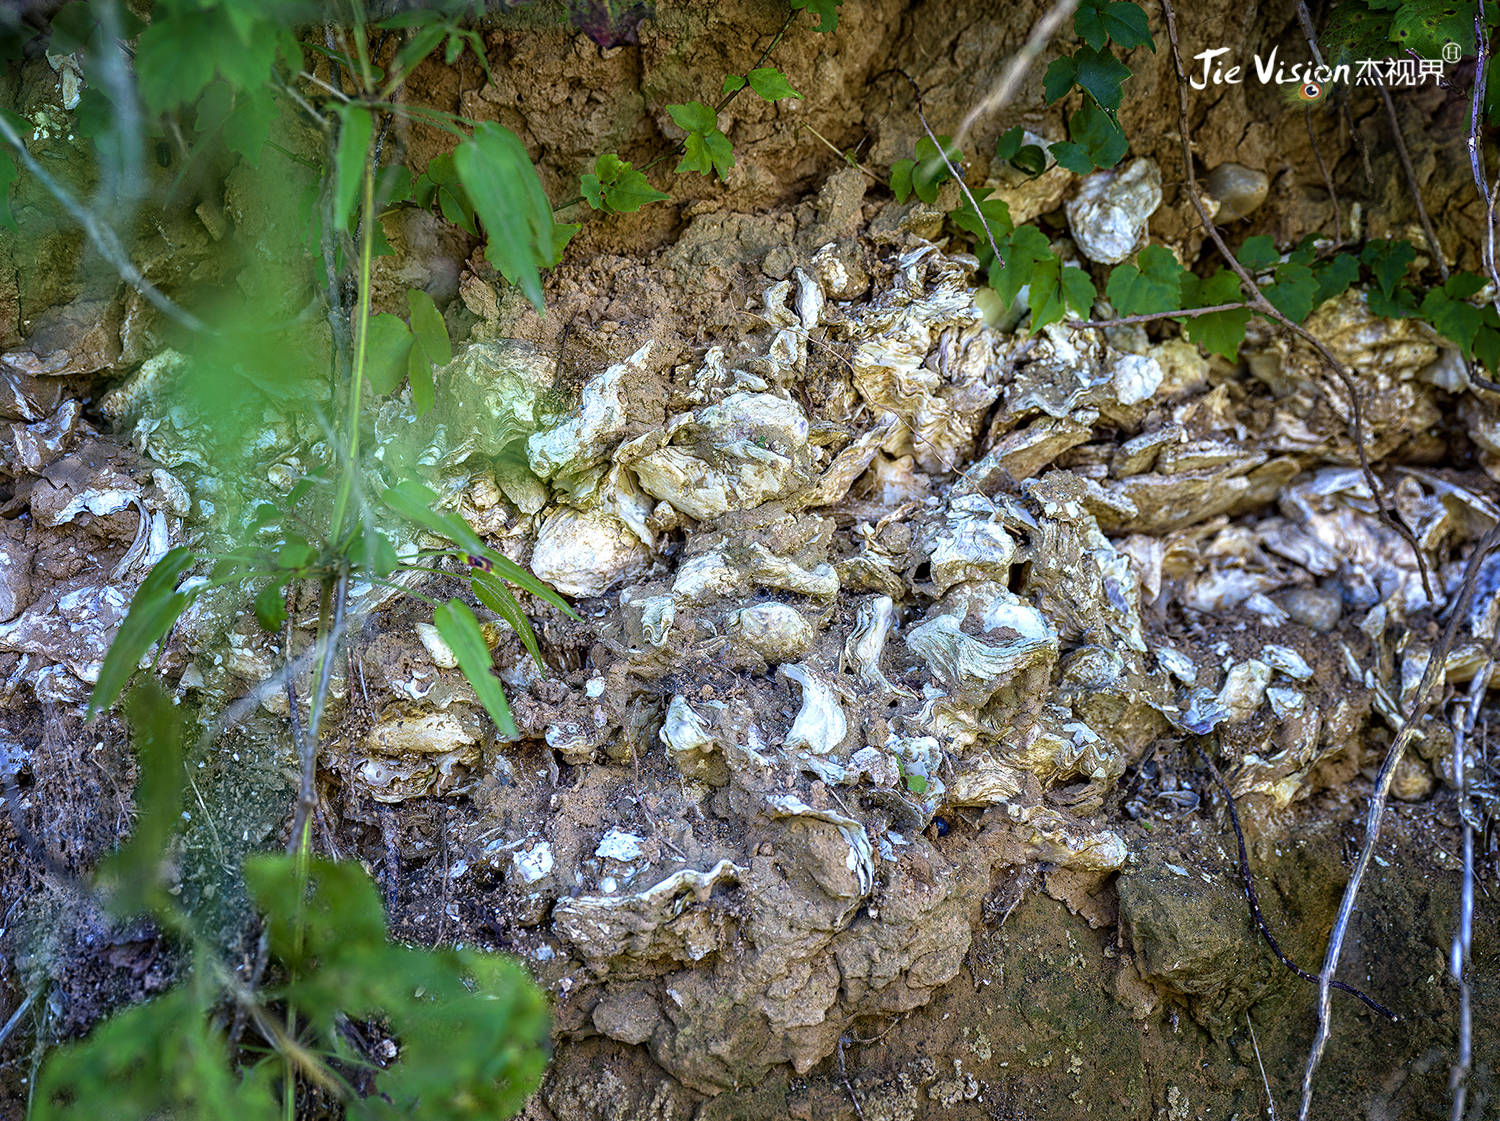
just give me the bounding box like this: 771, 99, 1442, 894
1278, 586, 1342, 632
1066, 158, 1162, 265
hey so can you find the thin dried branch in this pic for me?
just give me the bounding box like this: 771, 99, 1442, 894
1068, 301, 1251, 329
1305, 107, 1343, 245
1195, 743, 1395, 1020
1447, 646, 1495, 1121
1470, 0, 1500, 298
1158, 0, 1434, 604
1296, 524, 1500, 1121
886, 69, 1005, 270
950, 0, 1081, 154
1378, 82, 1448, 280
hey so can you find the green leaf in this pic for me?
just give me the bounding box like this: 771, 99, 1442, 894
791, 0, 842, 32
1043, 55, 1078, 103
222, 87, 279, 165
1075, 0, 1156, 51
667, 100, 718, 134
1238, 234, 1280, 271
1029, 259, 1097, 330
889, 158, 915, 203
905, 772, 928, 795
473, 570, 545, 671
453, 122, 560, 311
0, 146, 16, 233
134, 12, 217, 115
580, 153, 670, 213
1182, 270, 1253, 359
1262, 262, 1318, 322
1056, 99, 1128, 171
94, 680, 185, 918
435, 599, 516, 737
1388, 0, 1475, 56
365, 312, 414, 397
1367, 284, 1419, 318
1071, 44, 1133, 113
334, 105, 373, 233
353, 527, 401, 579
996, 126, 1025, 161
951, 188, 1013, 252
1361, 238, 1417, 296
407, 288, 452, 366
391, 23, 446, 84
1312, 253, 1360, 305
88, 547, 196, 720
1421, 281, 1485, 356
252, 582, 289, 633
408, 345, 436, 416
747, 67, 801, 100
244, 855, 389, 971
1105, 244, 1188, 315
722, 73, 747, 94
677, 128, 735, 180
908, 134, 961, 203
33, 986, 279, 1121
378, 479, 578, 617
991, 225, 1054, 309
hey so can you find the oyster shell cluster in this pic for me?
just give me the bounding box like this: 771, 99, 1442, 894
5, 163, 1497, 1097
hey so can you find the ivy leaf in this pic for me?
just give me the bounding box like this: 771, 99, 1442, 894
747, 67, 801, 100
1312, 252, 1360, 305
950, 188, 1013, 257
88, 547, 196, 720
1421, 277, 1486, 356
1388, 0, 1475, 56
678, 128, 735, 179
1105, 244, 1188, 315
722, 73, 746, 94
1052, 99, 1128, 171
435, 598, 516, 738
910, 134, 960, 203
889, 157, 915, 203
134, 11, 218, 114
790, 0, 842, 32
1071, 45, 1133, 113
996, 126, 1025, 161
453, 122, 561, 311
407, 288, 452, 366
253, 582, 289, 634
670, 103, 734, 179
1366, 284, 1419, 318
1043, 55, 1078, 104
1361, 238, 1417, 296
667, 100, 717, 134
990, 225, 1054, 309
222, 87, 280, 165
1182, 270, 1253, 359
1238, 234, 1279, 271
580, 153, 670, 213
1029, 258, 1097, 330
1262, 261, 1318, 322
1076, 0, 1156, 51
364, 312, 413, 397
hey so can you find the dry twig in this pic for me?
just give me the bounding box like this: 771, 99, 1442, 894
950, 0, 1081, 155
1296, 525, 1500, 1120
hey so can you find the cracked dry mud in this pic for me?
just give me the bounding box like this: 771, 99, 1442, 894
2, 1, 1499, 1119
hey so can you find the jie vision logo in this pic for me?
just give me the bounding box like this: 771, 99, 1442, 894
1189, 44, 1458, 101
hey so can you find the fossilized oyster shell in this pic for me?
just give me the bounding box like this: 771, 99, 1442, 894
1065, 158, 1162, 264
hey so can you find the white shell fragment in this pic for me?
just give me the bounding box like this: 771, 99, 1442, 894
1065, 158, 1163, 264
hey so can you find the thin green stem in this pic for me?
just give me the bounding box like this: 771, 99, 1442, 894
330, 155, 376, 543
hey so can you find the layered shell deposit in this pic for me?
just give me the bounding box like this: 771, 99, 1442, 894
4, 190, 1497, 1100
